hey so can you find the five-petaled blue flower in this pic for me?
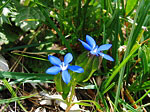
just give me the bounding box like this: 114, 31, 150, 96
46, 53, 84, 84
78, 35, 114, 61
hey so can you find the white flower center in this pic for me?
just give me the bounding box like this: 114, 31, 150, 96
93, 47, 98, 53
60, 62, 68, 71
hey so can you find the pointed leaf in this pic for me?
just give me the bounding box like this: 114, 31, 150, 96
79, 100, 102, 110
83, 56, 99, 82
62, 82, 71, 100
75, 51, 88, 66
126, 0, 138, 16
54, 73, 62, 92
138, 46, 149, 74
75, 57, 93, 82
0, 71, 54, 81
74, 102, 92, 107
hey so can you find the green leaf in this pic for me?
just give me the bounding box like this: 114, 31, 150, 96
2, 78, 28, 112
110, 92, 137, 112
125, 0, 138, 16
0, 14, 11, 25
83, 56, 99, 82
22, 0, 31, 6
74, 52, 100, 82
75, 51, 89, 66
0, 71, 54, 81
1, 41, 51, 53
138, 46, 149, 74
75, 56, 93, 82
54, 73, 62, 92
79, 100, 102, 110
62, 82, 71, 100
129, 80, 150, 91
102, 82, 115, 94
54, 73, 71, 99
145, 46, 150, 74
0, 0, 11, 11
15, 7, 45, 31
105, 43, 141, 89
0, 94, 36, 104
134, 90, 150, 105
74, 102, 92, 107
92, 56, 99, 71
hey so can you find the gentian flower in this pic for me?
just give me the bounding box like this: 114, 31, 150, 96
46, 53, 84, 84
78, 35, 114, 61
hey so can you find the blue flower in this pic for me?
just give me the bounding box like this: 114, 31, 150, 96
78, 35, 114, 61
46, 53, 84, 84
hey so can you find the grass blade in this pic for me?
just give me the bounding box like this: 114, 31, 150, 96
0, 71, 54, 81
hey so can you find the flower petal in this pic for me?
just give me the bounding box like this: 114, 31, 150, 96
78, 39, 92, 51
86, 35, 96, 48
64, 53, 73, 65
98, 44, 112, 52
46, 66, 61, 75
62, 70, 71, 84
68, 65, 84, 73
48, 55, 61, 66
99, 52, 114, 61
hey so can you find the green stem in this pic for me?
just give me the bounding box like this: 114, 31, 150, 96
65, 83, 76, 112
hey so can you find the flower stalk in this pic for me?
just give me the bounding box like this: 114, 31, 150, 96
65, 82, 76, 112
